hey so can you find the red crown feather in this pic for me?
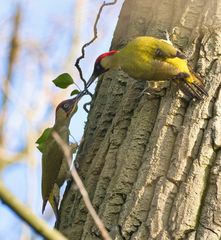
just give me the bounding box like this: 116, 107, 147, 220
95, 50, 118, 63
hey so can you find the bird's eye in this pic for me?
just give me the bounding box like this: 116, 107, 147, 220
63, 103, 69, 109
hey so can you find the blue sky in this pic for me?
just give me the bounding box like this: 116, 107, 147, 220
0, 0, 123, 239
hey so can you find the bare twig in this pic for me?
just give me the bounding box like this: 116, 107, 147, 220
0, 181, 67, 240
83, 102, 91, 113
74, 0, 118, 90
52, 131, 112, 240
75, 0, 117, 112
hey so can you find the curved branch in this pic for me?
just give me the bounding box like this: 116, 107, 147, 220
74, 0, 118, 90
0, 181, 67, 240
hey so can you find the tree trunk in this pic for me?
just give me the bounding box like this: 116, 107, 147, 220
58, 0, 221, 239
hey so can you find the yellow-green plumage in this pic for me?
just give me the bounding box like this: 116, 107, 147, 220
42, 134, 77, 218
101, 36, 207, 99
40, 97, 80, 219
41, 124, 70, 218
117, 37, 179, 80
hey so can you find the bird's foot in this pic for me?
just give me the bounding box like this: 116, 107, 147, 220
142, 88, 164, 97
142, 81, 170, 97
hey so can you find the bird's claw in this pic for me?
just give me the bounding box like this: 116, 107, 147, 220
142, 88, 165, 97
143, 81, 170, 97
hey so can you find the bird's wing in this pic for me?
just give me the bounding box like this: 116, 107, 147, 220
41, 130, 66, 213
154, 39, 186, 60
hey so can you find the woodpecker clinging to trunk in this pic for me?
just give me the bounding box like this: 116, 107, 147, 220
41, 91, 85, 218
87, 36, 207, 100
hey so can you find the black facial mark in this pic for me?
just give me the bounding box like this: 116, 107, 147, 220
93, 62, 109, 77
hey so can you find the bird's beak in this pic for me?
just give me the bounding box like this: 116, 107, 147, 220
86, 73, 97, 89
67, 99, 78, 117
67, 91, 85, 116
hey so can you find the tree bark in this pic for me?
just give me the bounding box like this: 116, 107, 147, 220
58, 0, 221, 239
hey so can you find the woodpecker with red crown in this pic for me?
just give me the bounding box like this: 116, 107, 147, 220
87, 36, 207, 99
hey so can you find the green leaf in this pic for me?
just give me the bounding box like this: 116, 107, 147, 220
52, 73, 74, 89
36, 128, 52, 153
70, 89, 80, 96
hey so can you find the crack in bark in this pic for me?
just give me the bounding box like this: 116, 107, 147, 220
198, 222, 219, 237
192, 30, 205, 72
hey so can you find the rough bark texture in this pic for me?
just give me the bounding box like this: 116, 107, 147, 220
58, 0, 221, 239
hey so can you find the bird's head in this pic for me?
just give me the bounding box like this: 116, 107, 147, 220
55, 99, 77, 123
55, 91, 84, 123
87, 50, 118, 88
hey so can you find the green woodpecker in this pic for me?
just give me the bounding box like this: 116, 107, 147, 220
41, 91, 84, 218
88, 36, 207, 99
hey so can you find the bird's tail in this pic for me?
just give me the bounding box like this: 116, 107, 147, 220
175, 70, 208, 100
